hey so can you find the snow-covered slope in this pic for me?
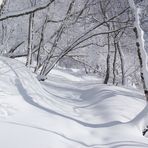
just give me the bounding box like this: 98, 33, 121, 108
0, 57, 148, 148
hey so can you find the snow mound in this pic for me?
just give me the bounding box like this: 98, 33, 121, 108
0, 57, 147, 148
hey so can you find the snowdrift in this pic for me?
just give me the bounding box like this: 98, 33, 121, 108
0, 57, 147, 148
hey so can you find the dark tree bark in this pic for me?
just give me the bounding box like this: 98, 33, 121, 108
104, 33, 110, 84
113, 41, 117, 84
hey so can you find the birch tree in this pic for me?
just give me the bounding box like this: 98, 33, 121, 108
129, 0, 148, 101
26, 0, 36, 67
128, 0, 148, 136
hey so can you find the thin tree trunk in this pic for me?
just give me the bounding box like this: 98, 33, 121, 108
26, 0, 36, 67
104, 33, 110, 84
113, 41, 117, 84
117, 42, 126, 85
0, 0, 7, 53
26, 13, 34, 67
34, 16, 48, 73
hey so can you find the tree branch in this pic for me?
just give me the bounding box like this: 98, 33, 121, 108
0, 0, 55, 21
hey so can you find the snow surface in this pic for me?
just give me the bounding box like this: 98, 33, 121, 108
0, 57, 148, 148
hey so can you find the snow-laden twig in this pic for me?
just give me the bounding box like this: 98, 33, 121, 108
0, 0, 55, 21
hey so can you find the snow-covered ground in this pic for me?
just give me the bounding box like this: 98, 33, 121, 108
0, 57, 148, 148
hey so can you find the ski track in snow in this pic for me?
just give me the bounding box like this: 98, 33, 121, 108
0, 57, 147, 148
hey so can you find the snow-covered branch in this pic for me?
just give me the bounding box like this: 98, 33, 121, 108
0, 0, 55, 21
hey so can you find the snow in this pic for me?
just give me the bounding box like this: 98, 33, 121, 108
0, 57, 148, 147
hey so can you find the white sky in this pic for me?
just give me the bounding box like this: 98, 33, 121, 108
0, 0, 3, 6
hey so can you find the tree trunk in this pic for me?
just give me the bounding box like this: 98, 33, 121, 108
128, 0, 148, 135
104, 33, 110, 84
34, 17, 48, 73
26, 13, 34, 67
117, 42, 126, 85
113, 41, 117, 84
129, 0, 148, 101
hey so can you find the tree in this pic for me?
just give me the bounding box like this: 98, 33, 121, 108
128, 0, 148, 135
26, 0, 36, 67
128, 0, 148, 101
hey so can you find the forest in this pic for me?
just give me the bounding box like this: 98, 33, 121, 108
0, 0, 148, 147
